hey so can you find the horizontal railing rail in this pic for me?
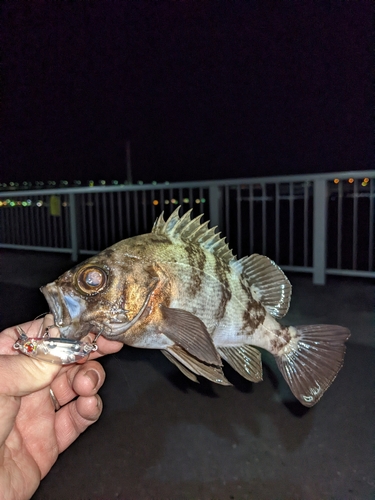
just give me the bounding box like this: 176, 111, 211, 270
1, 170, 374, 284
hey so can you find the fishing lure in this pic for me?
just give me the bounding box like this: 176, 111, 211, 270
13, 326, 98, 365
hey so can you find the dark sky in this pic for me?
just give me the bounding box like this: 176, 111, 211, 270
2, 1, 373, 184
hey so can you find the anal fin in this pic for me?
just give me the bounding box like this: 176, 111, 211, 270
275, 324, 350, 407
218, 345, 263, 382
166, 345, 232, 386
161, 349, 199, 383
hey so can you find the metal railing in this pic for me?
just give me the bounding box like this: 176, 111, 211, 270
0, 171, 373, 284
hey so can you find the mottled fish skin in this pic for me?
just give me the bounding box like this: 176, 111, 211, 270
41, 207, 350, 406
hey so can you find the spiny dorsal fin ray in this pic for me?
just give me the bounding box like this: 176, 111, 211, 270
152, 206, 235, 264
232, 253, 291, 319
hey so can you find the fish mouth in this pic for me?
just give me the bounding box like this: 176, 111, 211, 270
40, 283, 65, 327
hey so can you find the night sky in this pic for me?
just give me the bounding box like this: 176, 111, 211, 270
2, 1, 373, 184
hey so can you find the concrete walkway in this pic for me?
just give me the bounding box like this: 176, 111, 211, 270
0, 250, 373, 500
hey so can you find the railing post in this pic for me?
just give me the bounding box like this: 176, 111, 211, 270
209, 185, 221, 229
312, 179, 327, 285
69, 192, 79, 261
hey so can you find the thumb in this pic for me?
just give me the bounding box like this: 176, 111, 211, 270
0, 355, 61, 448
0, 354, 61, 397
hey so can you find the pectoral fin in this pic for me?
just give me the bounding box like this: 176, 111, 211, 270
218, 345, 263, 382
166, 345, 231, 386
159, 305, 222, 366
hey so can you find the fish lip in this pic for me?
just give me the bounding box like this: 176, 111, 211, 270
40, 283, 65, 327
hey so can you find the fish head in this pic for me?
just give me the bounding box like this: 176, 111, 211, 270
41, 250, 163, 341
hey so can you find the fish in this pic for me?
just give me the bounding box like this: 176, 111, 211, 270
41, 207, 350, 407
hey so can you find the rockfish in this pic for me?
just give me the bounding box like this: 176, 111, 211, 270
41, 208, 350, 406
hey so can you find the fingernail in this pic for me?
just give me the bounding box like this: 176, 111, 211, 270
85, 369, 100, 389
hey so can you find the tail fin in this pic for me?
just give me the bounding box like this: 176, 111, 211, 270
274, 325, 350, 407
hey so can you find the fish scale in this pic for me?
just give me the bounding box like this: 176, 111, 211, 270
41, 207, 350, 407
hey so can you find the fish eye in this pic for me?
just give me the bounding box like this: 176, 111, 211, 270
76, 266, 107, 295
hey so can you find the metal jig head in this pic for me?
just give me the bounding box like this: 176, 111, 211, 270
13, 326, 98, 365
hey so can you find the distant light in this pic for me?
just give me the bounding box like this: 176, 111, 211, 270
62, 201, 68, 207
10, 201, 16, 206
74, 180, 82, 185
23, 182, 28, 186
137, 180, 144, 185
333, 178, 339, 184
0, 201, 3, 206
36, 200, 43, 207
9, 182, 14, 186
99, 180, 106, 185
348, 178, 354, 184
364, 178, 369, 183
201, 198, 206, 203
183, 198, 189, 203
171, 198, 178, 205
165, 181, 170, 185
362, 181, 367, 187
89, 180, 94, 187
22, 201, 27, 207
153, 200, 159, 206
17, 201, 22, 206
195, 198, 200, 204
112, 180, 118, 185
165, 200, 170, 204
27, 199, 32, 205
152, 181, 157, 185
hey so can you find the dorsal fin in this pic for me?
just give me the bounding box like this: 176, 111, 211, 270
152, 207, 236, 264
232, 253, 292, 319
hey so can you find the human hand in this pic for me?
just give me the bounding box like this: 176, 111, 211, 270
0, 314, 119, 500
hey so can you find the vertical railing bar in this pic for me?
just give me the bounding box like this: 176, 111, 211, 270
225, 185, 230, 239
53, 210, 58, 248
337, 181, 343, 269
262, 183, 266, 255
142, 190, 147, 231
39, 196, 51, 246
87, 193, 94, 250
275, 183, 280, 263
109, 192, 115, 243
368, 178, 374, 271
24, 200, 31, 246
313, 179, 327, 284
289, 182, 294, 265
125, 191, 131, 236
95, 193, 101, 250
80, 195, 87, 251
102, 193, 108, 248
58, 195, 65, 248
6, 205, 12, 244
133, 191, 139, 234
199, 187, 204, 214
249, 184, 254, 255
236, 185, 241, 258
159, 189, 164, 214
189, 188, 193, 211
170, 188, 175, 213
179, 188, 183, 211
68, 193, 78, 261
117, 192, 123, 239
151, 189, 156, 222
303, 182, 308, 267
353, 179, 359, 270
19, 199, 25, 245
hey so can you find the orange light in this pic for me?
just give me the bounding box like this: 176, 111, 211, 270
364, 177, 369, 183
348, 178, 354, 184
152, 200, 159, 206
334, 178, 339, 184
